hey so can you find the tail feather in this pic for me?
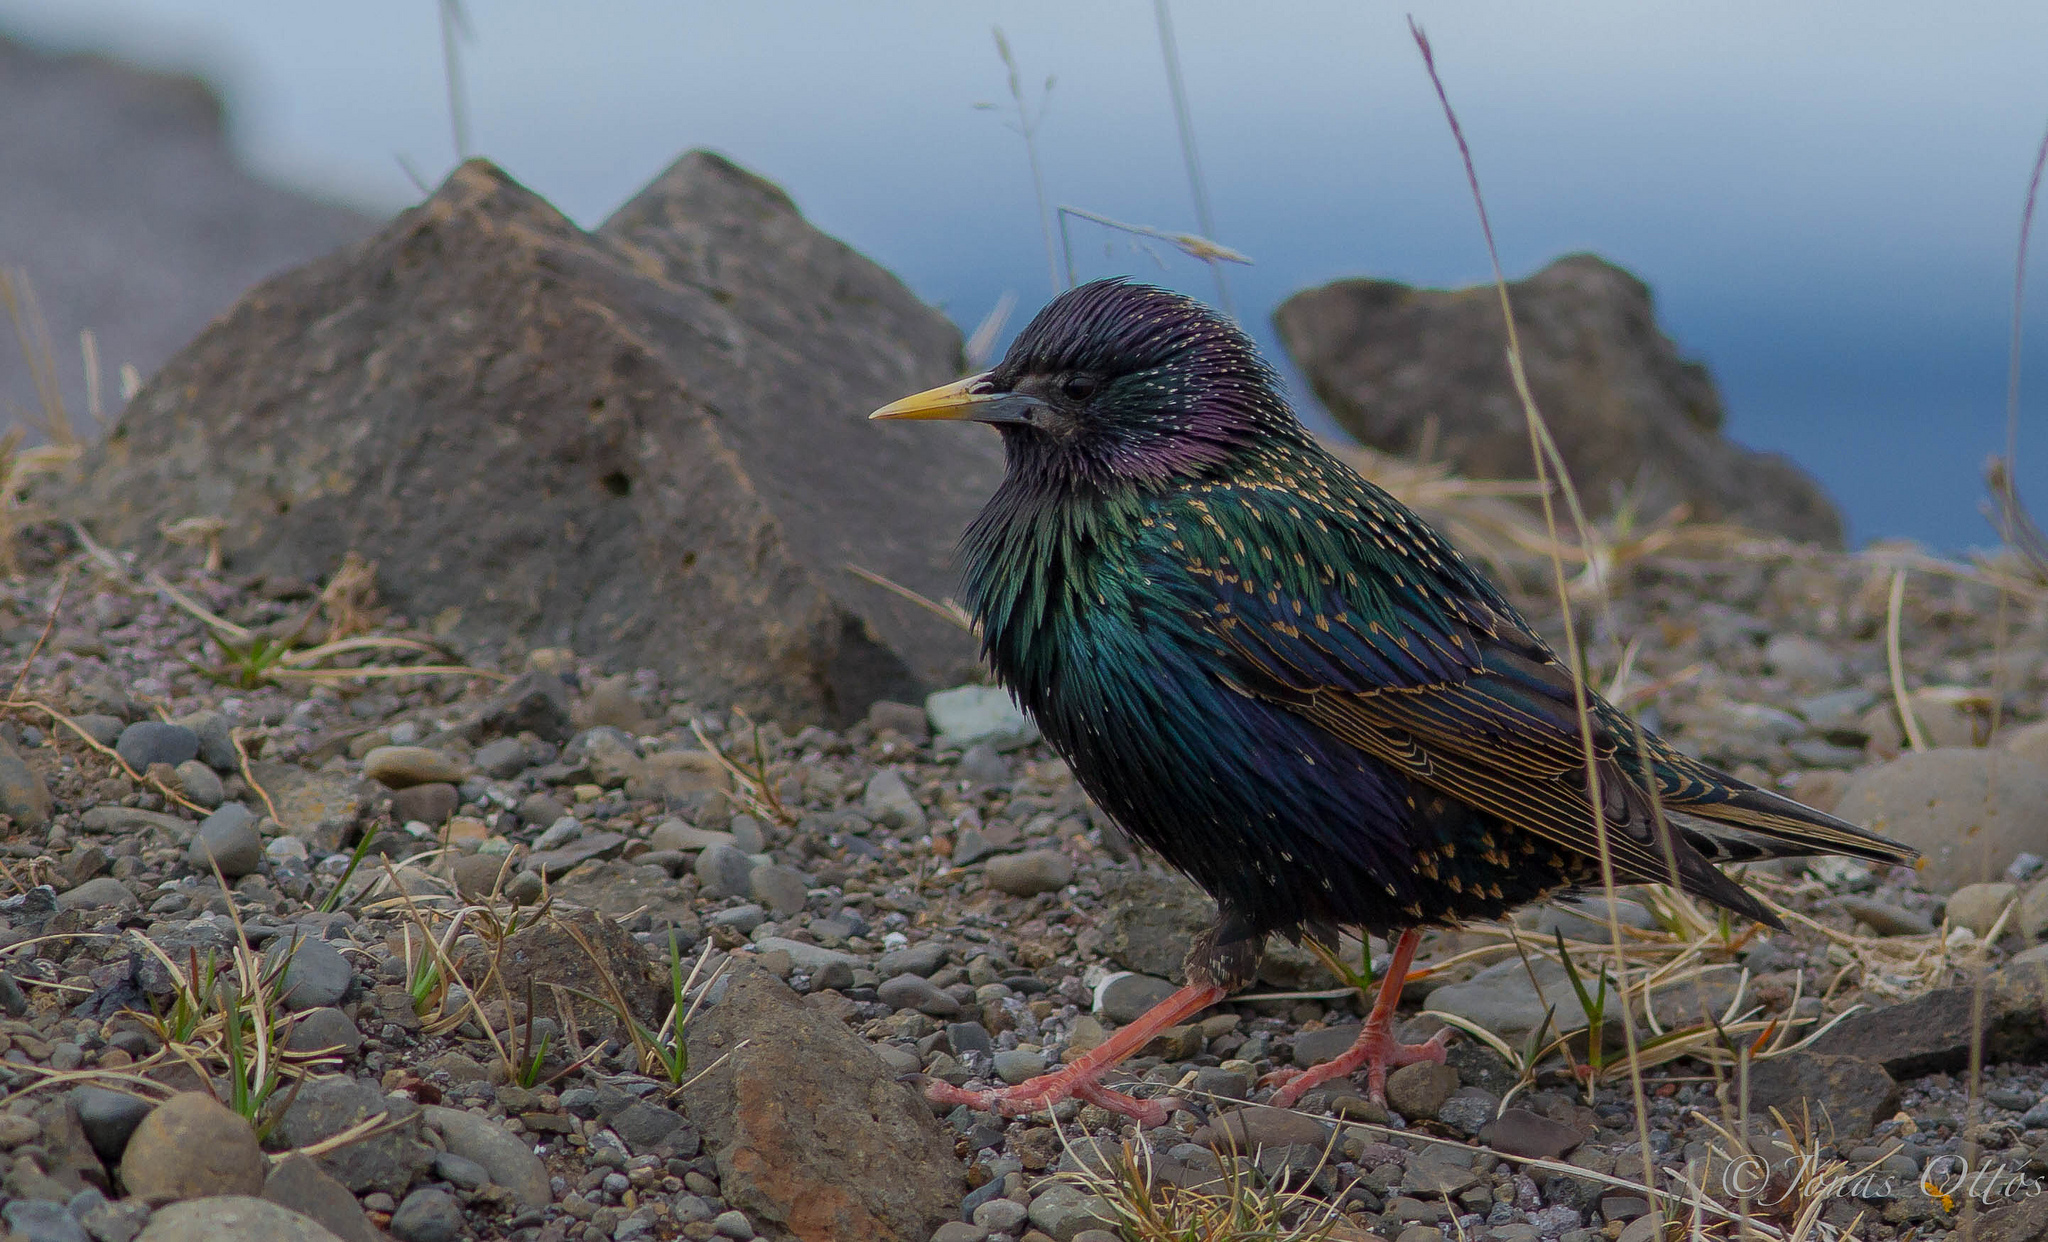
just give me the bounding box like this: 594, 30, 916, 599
1671, 774, 1918, 867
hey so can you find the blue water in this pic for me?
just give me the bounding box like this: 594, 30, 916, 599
5, 0, 2048, 549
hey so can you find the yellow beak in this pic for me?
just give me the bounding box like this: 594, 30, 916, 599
869, 372, 1045, 425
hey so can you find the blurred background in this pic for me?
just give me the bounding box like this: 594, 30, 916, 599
2, 0, 2046, 549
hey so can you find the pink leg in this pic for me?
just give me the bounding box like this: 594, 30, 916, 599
1263, 928, 1450, 1108
926, 982, 1226, 1126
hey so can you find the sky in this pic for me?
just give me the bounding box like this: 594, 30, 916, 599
3, 1, 2047, 548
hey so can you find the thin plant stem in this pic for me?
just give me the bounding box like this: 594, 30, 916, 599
1151, 0, 1231, 315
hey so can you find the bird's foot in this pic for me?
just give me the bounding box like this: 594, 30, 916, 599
924, 1064, 1194, 1128
1261, 1025, 1452, 1110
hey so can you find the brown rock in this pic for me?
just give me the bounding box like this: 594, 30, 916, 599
56, 152, 1000, 724
1479, 1107, 1584, 1160
1274, 254, 1842, 545
137, 1195, 348, 1242
391, 782, 458, 827
681, 965, 962, 1241
1809, 968, 2048, 1077
1740, 1050, 1898, 1138
462, 906, 664, 1033
252, 761, 380, 854
119, 1092, 266, 1204
1832, 748, 2048, 893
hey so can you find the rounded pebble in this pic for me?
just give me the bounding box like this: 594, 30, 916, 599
983, 849, 1074, 896
116, 722, 200, 771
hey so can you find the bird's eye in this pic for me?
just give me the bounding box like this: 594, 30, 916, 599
1062, 374, 1098, 401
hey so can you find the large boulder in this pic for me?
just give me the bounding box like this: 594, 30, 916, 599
1274, 254, 1843, 546
53, 152, 1000, 723
0, 33, 373, 424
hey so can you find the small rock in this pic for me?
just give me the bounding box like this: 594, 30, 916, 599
1741, 1051, 1898, 1138
117, 722, 200, 771
929, 1223, 986, 1242
120, 1093, 267, 1204
262, 1154, 383, 1242
73, 714, 127, 746
0, 736, 52, 829
136, 1196, 347, 1242
926, 685, 1039, 752
174, 761, 224, 809
175, 711, 240, 771
865, 700, 930, 740
1026, 1184, 1115, 1242
2, 1201, 89, 1242
361, 745, 469, 789
1480, 1107, 1584, 1160
1426, 956, 1627, 1048
1838, 896, 1936, 938
874, 941, 948, 979
1096, 972, 1178, 1025
749, 863, 810, 917
1385, 1062, 1459, 1119
695, 843, 755, 899
390, 783, 457, 827
648, 820, 731, 852
265, 935, 354, 1011
422, 1106, 549, 1210
708, 903, 767, 934
1292, 1024, 1361, 1067
1202, 1105, 1330, 1152
185, 803, 262, 878
57, 875, 137, 912
388, 1188, 463, 1242
431, 1152, 488, 1190
1521, 896, 1659, 942
267, 1076, 430, 1196
472, 737, 529, 779
992, 1048, 1045, 1085
71, 1086, 155, 1167
878, 973, 961, 1018
1947, 882, 2019, 937
1436, 1091, 1496, 1135
282, 1007, 364, 1060
984, 849, 1073, 897
974, 1199, 1029, 1234
2022, 878, 2048, 942
862, 768, 926, 831
751, 937, 862, 976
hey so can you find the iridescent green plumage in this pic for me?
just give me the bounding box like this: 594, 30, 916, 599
936, 279, 1912, 981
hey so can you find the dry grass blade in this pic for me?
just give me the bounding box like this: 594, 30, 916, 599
844, 563, 976, 633
1885, 569, 1929, 752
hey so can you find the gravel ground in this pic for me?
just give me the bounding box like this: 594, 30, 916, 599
1, 529, 2046, 1242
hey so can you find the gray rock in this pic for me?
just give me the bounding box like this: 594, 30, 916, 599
1385, 1061, 1459, 1120
862, 769, 926, 832
748, 864, 810, 918
1402, 1149, 1481, 1196
56, 876, 136, 912
949, 827, 998, 867
925, 686, 1040, 752
250, 762, 375, 855
1292, 1024, 1361, 1067
874, 941, 948, 979
115, 722, 199, 771
2022, 879, 2048, 942
1833, 748, 2048, 893
1097, 871, 1212, 978
422, 1106, 549, 1211
1521, 896, 1659, 942
430, 1152, 487, 1191
185, 803, 261, 878
1838, 897, 1936, 938
865, 700, 930, 740
751, 937, 861, 976
72, 715, 127, 746
1273, 254, 1843, 544
648, 820, 732, 852
1809, 969, 2048, 1076
1095, 973, 1178, 1025
2, 1201, 88, 1242
696, 843, 755, 899
1946, 882, 2019, 937
1742, 1051, 1897, 1138
388, 1188, 462, 1242
265, 935, 354, 1011
708, 904, 767, 934
681, 965, 962, 1240
525, 830, 626, 880
173, 761, 224, 809
137, 1196, 347, 1242
266, 1077, 429, 1196
1026, 1184, 1116, 1242
1426, 956, 1628, 1049
710, 1211, 754, 1240
262, 1154, 383, 1242
70, 1087, 154, 1167
974, 1198, 1029, 1234
610, 1101, 686, 1155
992, 1048, 1044, 1085
0, 736, 52, 830
1479, 1108, 1584, 1160
983, 849, 1074, 897
878, 973, 961, 1018
282, 1008, 363, 1060
58, 152, 996, 725
472, 738, 528, 780
175, 711, 240, 772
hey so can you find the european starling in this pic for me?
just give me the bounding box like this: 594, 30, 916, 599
872, 279, 1916, 1123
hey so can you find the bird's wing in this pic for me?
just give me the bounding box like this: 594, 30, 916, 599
1141, 474, 1901, 923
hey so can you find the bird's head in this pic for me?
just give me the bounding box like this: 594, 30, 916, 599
871, 279, 1294, 485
